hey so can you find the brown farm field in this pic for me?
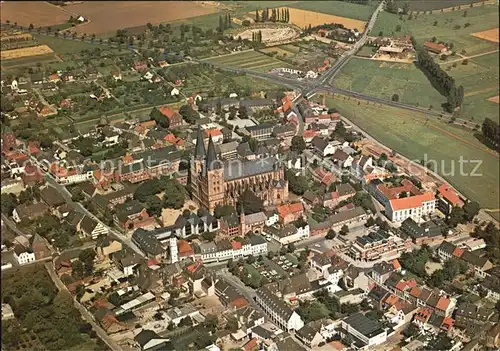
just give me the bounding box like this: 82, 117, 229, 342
281, 7, 366, 32
0, 45, 54, 60
0, 1, 70, 27
488, 95, 500, 104
64, 1, 218, 35
471, 28, 499, 43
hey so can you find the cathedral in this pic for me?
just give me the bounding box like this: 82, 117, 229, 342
190, 127, 288, 213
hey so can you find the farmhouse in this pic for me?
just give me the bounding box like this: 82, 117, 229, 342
423, 41, 447, 54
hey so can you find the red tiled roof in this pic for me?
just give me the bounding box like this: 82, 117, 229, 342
231, 296, 249, 309
159, 105, 180, 120
392, 259, 401, 270
277, 202, 304, 219
424, 41, 446, 51
147, 259, 158, 266
395, 281, 407, 291
178, 240, 194, 256
303, 130, 317, 139
410, 286, 422, 298
441, 316, 454, 330
232, 241, 242, 250
243, 338, 258, 351
437, 184, 464, 207
452, 247, 464, 258
436, 296, 450, 311
204, 128, 222, 138
385, 294, 399, 306
389, 192, 435, 211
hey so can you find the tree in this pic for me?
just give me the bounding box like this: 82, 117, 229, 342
463, 201, 480, 222
179, 316, 193, 327
462, 59, 469, 65
162, 179, 186, 209
391, 94, 399, 102
201, 231, 216, 241
448, 206, 465, 227
79, 248, 96, 276
287, 243, 296, 253
339, 225, 349, 235
204, 314, 219, 331
214, 204, 236, 218
285, 170, 308, 195
149, 107, 169, 128
290, 136, 306, 152
395, 24, 402, 32
325, 229, 336, 240
71, 260, 84, 279
145, 195, 162, 217
179, 104, 199, 125
237, 190, 264, 214
238, 105, 248, 119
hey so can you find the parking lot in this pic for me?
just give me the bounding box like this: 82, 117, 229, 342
248, 254, 301, 282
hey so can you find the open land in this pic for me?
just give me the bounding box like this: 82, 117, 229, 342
441, 52, 499, 122
64, 1, 217, 36
274, 7, 366, 32
333, 58, 448, 110
0, 44, 53, 60
205, 50, 292, 73
321, 94, 500, 212
0, 1, 71, 27
371, 4, 499, 56
471, 27, 499, 43
289, 1, 376, 21
393, 0, 492, 12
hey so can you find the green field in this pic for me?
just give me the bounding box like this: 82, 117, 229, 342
334, 58, 448, 110
321, 95, 500, 212
356, 45, 377, 57
441, 52, 499, 122
290, 0, 376, 21
0, 53, 59, 69
372, 4, 499, 55
205, 50, 291, 72
35, 34, 128, 55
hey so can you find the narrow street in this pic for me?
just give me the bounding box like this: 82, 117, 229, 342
44, 261, 123, 351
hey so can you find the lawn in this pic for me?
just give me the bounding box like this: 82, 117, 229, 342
441, 52, 499, 122
394, 0, 490, 12
371, 4, 499, 55
355, 45, 377, 57
290, 0, 377, 21
333, 58, 448, 110
321, 94, 500, 212
0, 53, 59, 69
205, 50, 291, 72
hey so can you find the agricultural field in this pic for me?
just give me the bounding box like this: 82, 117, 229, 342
0, 1, 70, 27
277, 7, 366, 31
333, 58, 448, 110
63, 1, 217, 36
441, 52, 499, 122
0, 44, 53, 59
471, 27, 499, 43
205, 50, 292, 73
355, 45, 377, 57
290, 0, 376, 21
371, 4, 499, 55
321, 95, 500, 213
393, 0, 492, 12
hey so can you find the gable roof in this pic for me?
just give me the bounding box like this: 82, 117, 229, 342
80, 215, 98, 234
40, 186, 66, 207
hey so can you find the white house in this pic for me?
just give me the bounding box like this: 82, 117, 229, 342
264, 224, 310, 245
386, 194, 436, 223
311, 136, 336, 157
255, 287, 304, 332
56, 170, 94, 185
229, 92, 238, 98
305, 71, 318, 79
13, 246, 36, 265
265, 211, 279, 226
78, 215, 109, 240
170, 87, 180, 97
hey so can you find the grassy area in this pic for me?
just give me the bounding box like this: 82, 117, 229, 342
441, 52, 499, 122
334, 58, 448, 110
34, 34, 128, 55
395, 0, 489, 12
205, 50, 291, 72
355, 45, 377, 57
231, 75, 286, 90
372, 4, 499, 55
290, 0, 376, 21
321, 94, 500, 211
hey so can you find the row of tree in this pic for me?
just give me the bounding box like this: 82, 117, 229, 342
416, 47, 464, 112
218, 13, 232, 32
252, 30, 263, 43
255, 7, 290, 23
481, 118, 500, 147
385, 0, 410, 15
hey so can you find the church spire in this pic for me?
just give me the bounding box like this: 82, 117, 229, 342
194, 125, 206, 159
205, 135, 219, 170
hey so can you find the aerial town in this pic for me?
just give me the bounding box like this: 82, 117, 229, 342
0, 1, 499, 351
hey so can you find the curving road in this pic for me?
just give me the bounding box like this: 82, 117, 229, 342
44, 261, 123, 351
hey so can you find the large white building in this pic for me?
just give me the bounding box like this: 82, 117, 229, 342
255, 286, 304, 332
196, 234, 268, 263
263, 224, 310, 245
340, 313, 387, 349
13, 246, 36, 265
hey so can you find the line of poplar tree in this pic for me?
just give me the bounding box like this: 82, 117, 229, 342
255, 8, 290, 23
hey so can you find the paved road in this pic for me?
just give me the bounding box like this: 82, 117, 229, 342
44, 261, 123, 351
